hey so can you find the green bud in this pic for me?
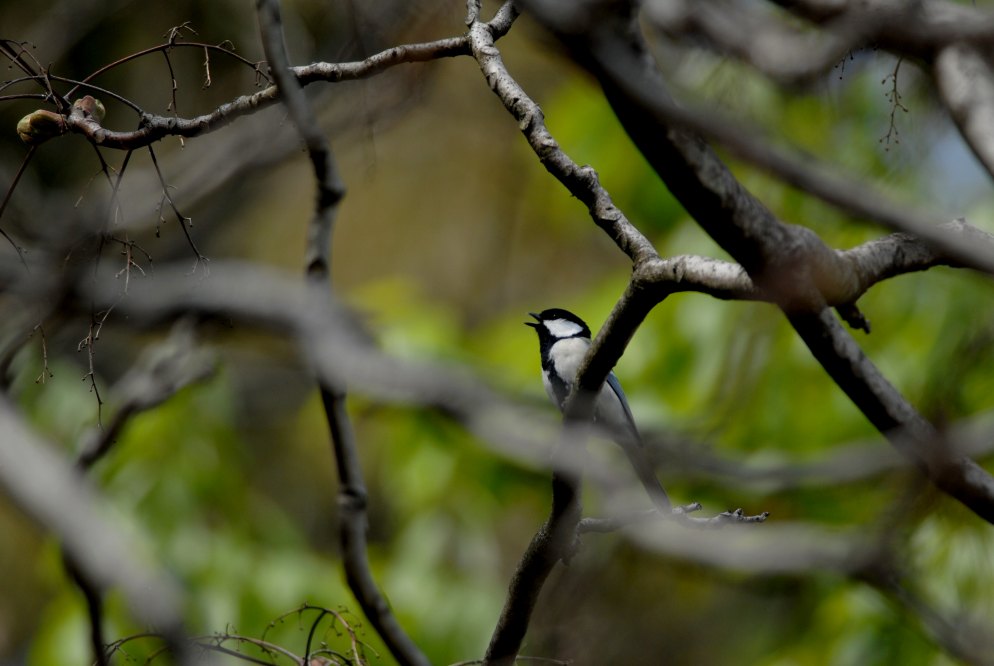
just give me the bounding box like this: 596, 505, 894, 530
73, 95, 105, 123
16, 109, 66, 145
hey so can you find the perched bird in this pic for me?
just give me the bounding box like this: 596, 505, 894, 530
526, 308, 671, 512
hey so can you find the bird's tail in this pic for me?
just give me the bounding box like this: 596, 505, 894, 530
618, 435, 671, 513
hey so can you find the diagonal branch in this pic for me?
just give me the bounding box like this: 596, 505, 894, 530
483, 443, 583, 666
67, 322, 214, 666
467, 4, 658, 265
523, 1, 994, 524
0, 398, 196, 665
468, 6, 640, 663
524, 3, 994, 278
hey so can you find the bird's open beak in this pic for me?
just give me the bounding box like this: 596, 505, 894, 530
525, 312, 541, 328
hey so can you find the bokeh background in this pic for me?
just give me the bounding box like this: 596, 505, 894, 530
1, 0, 993, 664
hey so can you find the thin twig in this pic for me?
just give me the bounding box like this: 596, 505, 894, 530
880, 56, 908, 148
0, 145, 34, 267
65, 39, 271, 100
77, 313, 107, 426
256, 1, 425, 664
31, 323, 52, 384
146, 145, 208, 274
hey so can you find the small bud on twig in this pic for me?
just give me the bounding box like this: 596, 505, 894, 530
73, 95, 106, 123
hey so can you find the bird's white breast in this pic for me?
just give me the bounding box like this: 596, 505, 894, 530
548, 337, 589, 383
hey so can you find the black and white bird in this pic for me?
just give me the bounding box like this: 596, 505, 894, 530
526, 308, 670, 512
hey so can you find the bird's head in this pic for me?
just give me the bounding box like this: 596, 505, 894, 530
525, 308, 591, 342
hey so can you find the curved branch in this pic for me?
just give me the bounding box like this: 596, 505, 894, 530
467, 6, 648, 662
772, 0, 994, 55
65, 40, 271, 100
788, 309, 994, 523
483, 456, 582, 666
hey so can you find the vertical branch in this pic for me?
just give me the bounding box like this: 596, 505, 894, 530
467, 4, 638, 661
63, 557, 108, 666
255, 2, 428, 665
483, 462, 583, 666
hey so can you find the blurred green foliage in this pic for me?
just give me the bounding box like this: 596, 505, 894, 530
1, 2, 994, 665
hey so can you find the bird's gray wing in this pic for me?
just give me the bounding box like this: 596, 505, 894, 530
604, 371, 640, 443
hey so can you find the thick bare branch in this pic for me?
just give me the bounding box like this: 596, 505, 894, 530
523, 2, 994, 278
789, 309, 994, 523
256, 1, 344, 277
483, 448, 583, 666
467, 7, 654, 662
646, 412, 994, 493
646, 0, 861, 83
520, 0, 994, 525
635, 220, 991, 305
628, 511, 994, 662
773, 0, 994, 54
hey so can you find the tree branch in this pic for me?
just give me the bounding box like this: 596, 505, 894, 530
935, 43, 994, 183
66, 321, 214, 665
483, 453, 583, 666
76, 321, 215, 470
525, 1, 994, 278
633, 220, 990, 306
655, 0, 994, 85
0, 398, 195, 665
256, 2, 428, 664
522, 0, 994, 524
467, 3, 658, 265
54, 35, 476, 150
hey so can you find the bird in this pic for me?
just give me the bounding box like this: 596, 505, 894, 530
526, 308, 671, 513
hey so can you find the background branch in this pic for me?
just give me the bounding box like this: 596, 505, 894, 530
0, 398, 196, 664
522, 0, 994, 525
257, 2, 427, 663
2, 1, 993, 664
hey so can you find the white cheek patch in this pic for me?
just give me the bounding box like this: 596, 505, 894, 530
543, 318, 583, 338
